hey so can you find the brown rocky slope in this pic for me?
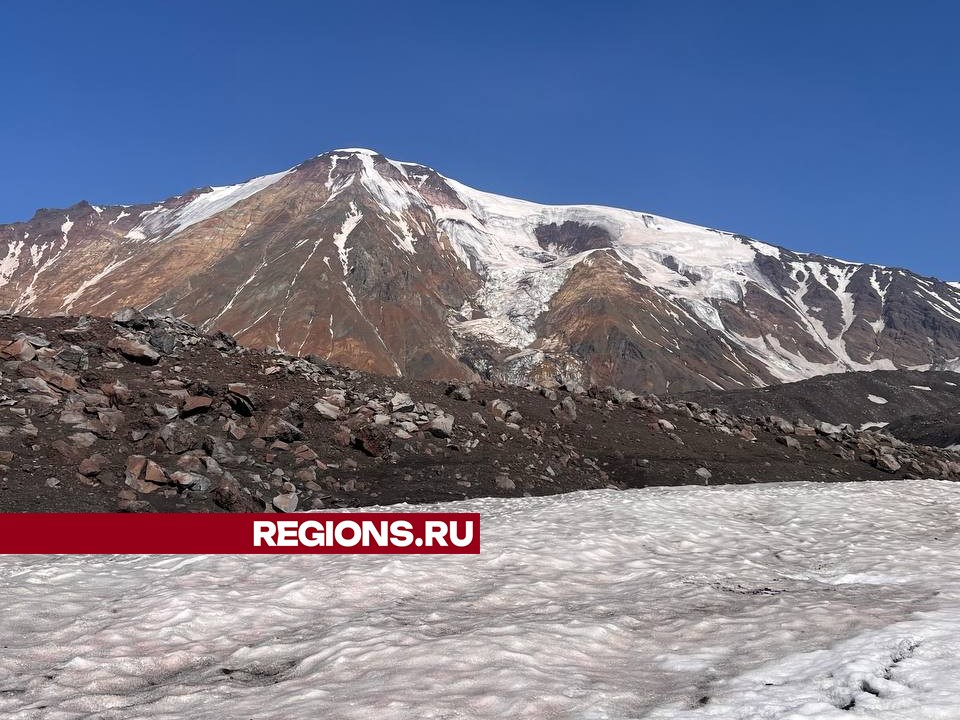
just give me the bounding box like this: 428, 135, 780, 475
2, 149, 959, 395
1, 311, 958, 513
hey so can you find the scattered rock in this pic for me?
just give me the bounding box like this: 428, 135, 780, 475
354, 425, 393, 457
313, 399, 342, 421
390, 392, 415, 412
875, 454, 902, 473
108, 336, 161, 364
273, 492, 299, 513
446, 385, 472, 401
428, 414, 455, 438
226, 383, 256, 415
777, 436, 802, 450
181, 395, 214, 416
78, 454, 108, 477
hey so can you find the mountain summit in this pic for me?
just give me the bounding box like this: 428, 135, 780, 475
1, 149, 959, 393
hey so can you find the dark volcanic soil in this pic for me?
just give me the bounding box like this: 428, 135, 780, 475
679, 369, 960, 437
1, 313, 959, 513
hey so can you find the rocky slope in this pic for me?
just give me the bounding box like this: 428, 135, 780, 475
2, 149, 960, 394
1, 312, 958, 513
680, 369, 960, 435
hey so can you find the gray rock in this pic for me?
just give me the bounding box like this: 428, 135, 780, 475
314, 399, 342, 421
107, 336, 160, 364
777, 436, 802, 450
273, 492, 299, 513
171, 471, 210, 491
875, 454, 902, 473
446, 385, 471, 401
428, 414, 455, 438
390, 392, 415, 412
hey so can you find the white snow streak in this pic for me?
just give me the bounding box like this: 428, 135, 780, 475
124, 169, 292, 243
60, 256, 132, 311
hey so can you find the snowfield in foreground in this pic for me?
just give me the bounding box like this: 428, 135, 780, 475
2, 481, 960, 719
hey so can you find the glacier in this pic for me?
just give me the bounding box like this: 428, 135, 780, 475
3, 479, 960, 718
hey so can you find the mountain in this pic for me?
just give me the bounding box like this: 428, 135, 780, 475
4, 314, 960, 514
2, 148, 959, 393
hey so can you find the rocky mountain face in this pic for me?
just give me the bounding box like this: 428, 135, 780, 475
3, 313, 959, 513
2, 148, 960, 394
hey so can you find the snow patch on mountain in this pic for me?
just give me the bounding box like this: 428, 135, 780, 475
124, 168, 293, 243
0, 239, 24, 289
60, 255, 132, 312
431, 173, 944, 381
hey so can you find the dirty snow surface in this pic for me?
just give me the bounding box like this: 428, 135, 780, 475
3, 480, 960, 719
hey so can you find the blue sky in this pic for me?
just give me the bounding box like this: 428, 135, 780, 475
2, 0, 958, 279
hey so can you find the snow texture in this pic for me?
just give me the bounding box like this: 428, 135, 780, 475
124, 169, 292, 243
3, 480, 960, 718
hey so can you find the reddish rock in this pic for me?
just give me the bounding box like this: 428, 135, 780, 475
333, 425, 353, 448
125, 455, 158, 494
78, 454, 108, 477
1, 338, 36, 361
354, 424, 393, 457
181, 395, 214, 416
143, 460, 167, 484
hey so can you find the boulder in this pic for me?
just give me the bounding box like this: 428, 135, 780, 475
124, 455, 157, 494
875, 454, 902, 474
1, 338, 36, 361
445, 385, 472, 401
160, 421, 204, 454
111, 307, 149, 328
314, 399, 342, 421
390, 392, 415, 412
777, 436, 802, 450
428, 414, 455, 438
226, 383, 256, 415
354, 424, 393, 457
256, 417, 303, 442
181, 395, 214, 416
170, 471, 209, 489
108, 336, 160, 364
273, 492, 299, 513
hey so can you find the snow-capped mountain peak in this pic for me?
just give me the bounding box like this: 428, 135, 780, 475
1, 148, 959, 392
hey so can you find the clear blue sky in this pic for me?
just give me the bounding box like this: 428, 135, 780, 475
2, 1, 958, 279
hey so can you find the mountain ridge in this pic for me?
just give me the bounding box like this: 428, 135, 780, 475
2, 148, 959, 393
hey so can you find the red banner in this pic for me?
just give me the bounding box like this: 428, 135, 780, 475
0, 513, 481, 554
